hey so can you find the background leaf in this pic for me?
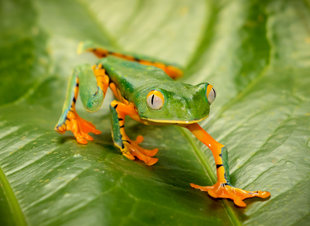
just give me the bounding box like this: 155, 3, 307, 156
0, 0, 310, 225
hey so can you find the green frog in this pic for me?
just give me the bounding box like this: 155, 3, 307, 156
55, 41, 270, 207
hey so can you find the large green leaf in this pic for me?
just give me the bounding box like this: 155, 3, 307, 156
1, 0, 310, 225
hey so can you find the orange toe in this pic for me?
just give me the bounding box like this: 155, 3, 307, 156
131, 148, 158, 166
75, 135, 88, 145
234, 199, 246, 208
135, 135, 144, 144
55, 124, 66, 134
258, 191, 271, 199
139, 148, 158, 157
145, 157, 158, 166
190, 182, 270, 207
123, 152, 135, 160
56, 111, 100, 144
77, 115, 101, 135
121, 136, 159, 166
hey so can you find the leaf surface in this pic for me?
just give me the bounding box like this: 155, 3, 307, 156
0, 0, 310, 225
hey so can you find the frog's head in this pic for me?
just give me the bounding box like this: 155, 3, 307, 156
133, 81, 216, 124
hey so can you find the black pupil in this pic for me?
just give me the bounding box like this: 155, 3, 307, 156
151, 94, 155, 105
212, 88, 216, 98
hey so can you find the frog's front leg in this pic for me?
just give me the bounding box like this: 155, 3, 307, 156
186, 123, 270, 207
55, 64, 109, 144
110, 100, 158, 166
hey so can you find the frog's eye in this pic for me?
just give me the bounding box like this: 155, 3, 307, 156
206, 84, 216, 104
147, 90, 164, 110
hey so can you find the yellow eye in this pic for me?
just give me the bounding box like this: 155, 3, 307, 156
206, 84, 216, 104
147, 90, 164, 110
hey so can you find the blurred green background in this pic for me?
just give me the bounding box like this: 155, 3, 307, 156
0, 0, 310, 225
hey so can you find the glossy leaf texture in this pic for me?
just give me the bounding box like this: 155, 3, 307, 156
0, 0, 310, 225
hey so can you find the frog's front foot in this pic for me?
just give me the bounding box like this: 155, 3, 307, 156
122, 135, 158, 166
55, 110, 101, 144
190, 182, 270, 207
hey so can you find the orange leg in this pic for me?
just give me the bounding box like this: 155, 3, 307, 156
186, 123, 270, 207
55, 64, 110, 144
56, 109, 101, 144
110, 100, 158, 166
84, 46, 183, 80
109, 82, 129, 104
137, 60, 183, 80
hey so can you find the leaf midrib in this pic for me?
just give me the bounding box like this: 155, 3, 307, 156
178, 127, 242, 226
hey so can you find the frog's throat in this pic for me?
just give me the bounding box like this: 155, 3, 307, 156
140, 114, 209, 125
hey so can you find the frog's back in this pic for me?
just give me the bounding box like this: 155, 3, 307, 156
99, 56, 173, 100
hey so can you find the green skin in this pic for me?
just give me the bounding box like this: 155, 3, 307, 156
56, 55, 230, 183
101, 56, 210, 123
55, 45, 272, 207
57, 56, 211, 126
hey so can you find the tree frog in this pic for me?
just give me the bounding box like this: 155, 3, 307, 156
55, 41, 270, 207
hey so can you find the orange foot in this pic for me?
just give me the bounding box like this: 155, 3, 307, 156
55, 110, 101, 144
122, 135, 159, 166
190, 182, 270, 207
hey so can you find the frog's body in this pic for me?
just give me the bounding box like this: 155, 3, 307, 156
55, 41, 270, 207
99, 56, 210, 123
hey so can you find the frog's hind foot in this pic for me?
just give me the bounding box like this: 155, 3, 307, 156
121, 135, 158, 166
190, 182, 270, 207
110, 101, 159, 166
55, 110, 101, 144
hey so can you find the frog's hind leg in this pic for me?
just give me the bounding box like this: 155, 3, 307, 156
186, 123, 270, 207
110, 100, 158, 166
55, 64, 109, 144
133, 60, 182, 80
78, 41, 183, 80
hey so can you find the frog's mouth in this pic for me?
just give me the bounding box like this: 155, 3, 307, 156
140, 114, 209, 125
